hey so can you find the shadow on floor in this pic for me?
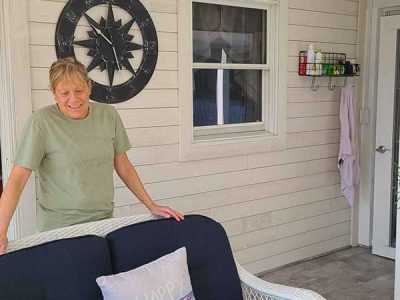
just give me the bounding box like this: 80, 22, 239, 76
259, 247, 394, 300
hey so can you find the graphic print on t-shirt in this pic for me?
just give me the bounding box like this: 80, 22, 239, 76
65, 136, 114, 185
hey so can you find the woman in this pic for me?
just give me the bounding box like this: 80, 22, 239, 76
0, 58, 183, 254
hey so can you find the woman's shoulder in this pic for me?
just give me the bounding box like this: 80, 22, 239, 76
90, 102, 116, 110
90, 102, 118, 117
30, 105, 59, 122
21, 105, 59, 132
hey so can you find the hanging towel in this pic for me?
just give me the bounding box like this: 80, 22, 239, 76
338, 86, 360, 207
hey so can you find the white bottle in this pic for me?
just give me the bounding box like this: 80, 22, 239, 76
315, 48, 322, 76
306, 44, 315, 75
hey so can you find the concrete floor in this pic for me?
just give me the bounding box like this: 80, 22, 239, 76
259, 247, 394, 300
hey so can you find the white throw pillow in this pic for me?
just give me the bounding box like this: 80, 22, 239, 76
96, 247, 195, 300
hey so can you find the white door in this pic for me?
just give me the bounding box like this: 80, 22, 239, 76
372, 15, 400, 259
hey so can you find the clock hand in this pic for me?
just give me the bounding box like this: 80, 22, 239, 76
112, 46, 121, 71
106, 28, 120, 70
112, 46, 124, 82
82, 13, 113, 45
107, 28, 123, 81
92, 25, 122, 78
93, 27, 113, 45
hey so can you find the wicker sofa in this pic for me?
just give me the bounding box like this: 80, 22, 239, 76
2, 214, 325, 300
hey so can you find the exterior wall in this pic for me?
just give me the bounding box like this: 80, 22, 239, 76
27, 0, 358, 273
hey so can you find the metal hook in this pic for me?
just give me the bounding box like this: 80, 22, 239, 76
311, 76, 319, 91
328, 77, 335, 91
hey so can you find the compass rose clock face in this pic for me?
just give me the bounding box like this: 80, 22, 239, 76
55, 0, 158, 103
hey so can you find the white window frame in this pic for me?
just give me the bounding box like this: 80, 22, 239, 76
178, 0, 287, 161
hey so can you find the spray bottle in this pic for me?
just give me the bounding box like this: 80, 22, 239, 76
315, 48, 322, 76
306, 44, 315, 75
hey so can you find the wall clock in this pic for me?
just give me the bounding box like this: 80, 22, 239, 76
55, 0, 158, 103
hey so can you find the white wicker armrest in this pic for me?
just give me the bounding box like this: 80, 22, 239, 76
236, 262, 326, 300
7, 214, 159, 252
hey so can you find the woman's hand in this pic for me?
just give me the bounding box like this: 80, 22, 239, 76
114, 153, 185, 222
0, 233, 8, 255
148, 203, 184, 221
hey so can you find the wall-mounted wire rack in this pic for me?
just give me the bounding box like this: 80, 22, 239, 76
298, 51, 360, 91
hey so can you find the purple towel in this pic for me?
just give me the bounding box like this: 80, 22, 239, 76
338, 86, 360, 207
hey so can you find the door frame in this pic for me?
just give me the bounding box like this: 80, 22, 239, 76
0, 0, 36, 239
360, 0, 400, 298
358, 0, 400, 248
372, 14, 400, 260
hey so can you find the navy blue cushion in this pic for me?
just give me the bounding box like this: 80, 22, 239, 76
106, 215, 243, 300
0, 235, 112, 300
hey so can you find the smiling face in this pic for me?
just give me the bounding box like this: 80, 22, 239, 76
54, 78, 90, 120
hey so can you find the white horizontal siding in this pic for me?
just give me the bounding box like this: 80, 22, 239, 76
36, 0, 177, 14
114, 157, 338, 205
25, 0, 357, 274
119, 154, 249, 186
197, 185, 344, 223
222, 187, 344, 236
288, 87, 342, 102
247, 143, 338, 168
288, 41, 356, 57
289, 25, 357, 44
128, 144, 179, 166
244, 234, 351, 273
235, 221, 351, 264
289, 9, 358, 30
288, 0, 358, 16
126, 126, 178, 148
287, 116, 340, 133
246, 0, 357, 272
118, 108, 178, 128
28, 1, 177, 32
229, 208, 351, 251
113, 143, 338, 187
287, 101, 340, 117
287, 129, 340, 148
114, 170, 342, 221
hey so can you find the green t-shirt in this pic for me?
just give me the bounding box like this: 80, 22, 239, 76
14, 103, 131, 231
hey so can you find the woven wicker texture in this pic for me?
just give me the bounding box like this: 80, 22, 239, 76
7, 214, 326, 300
7, 214, 158, 252
237, 262, 326, 300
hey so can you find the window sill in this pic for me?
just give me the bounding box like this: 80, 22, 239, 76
194, 130, 273, 144
179, 130, 286, 161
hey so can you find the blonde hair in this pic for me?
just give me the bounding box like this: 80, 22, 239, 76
49, 57, 92, 93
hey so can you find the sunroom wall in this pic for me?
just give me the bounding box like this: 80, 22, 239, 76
26, 0, 358, 274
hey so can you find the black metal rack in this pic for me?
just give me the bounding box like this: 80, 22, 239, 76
298, 51, 360, 91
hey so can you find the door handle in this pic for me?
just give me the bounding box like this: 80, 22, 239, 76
376, 145, 390, 153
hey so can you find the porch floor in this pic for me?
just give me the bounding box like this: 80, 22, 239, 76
259, 247, 394, 300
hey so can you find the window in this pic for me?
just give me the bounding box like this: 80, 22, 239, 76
193, 3, 265, 130
179, 0, 287, 161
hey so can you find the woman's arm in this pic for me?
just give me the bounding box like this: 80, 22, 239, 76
0, 165, 32, 254
114, 153, 184, 221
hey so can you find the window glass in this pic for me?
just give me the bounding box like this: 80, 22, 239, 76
193, 69, 262, 126
192, 3, 267, 64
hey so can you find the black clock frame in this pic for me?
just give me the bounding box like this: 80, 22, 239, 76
55, 0, 158, 103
